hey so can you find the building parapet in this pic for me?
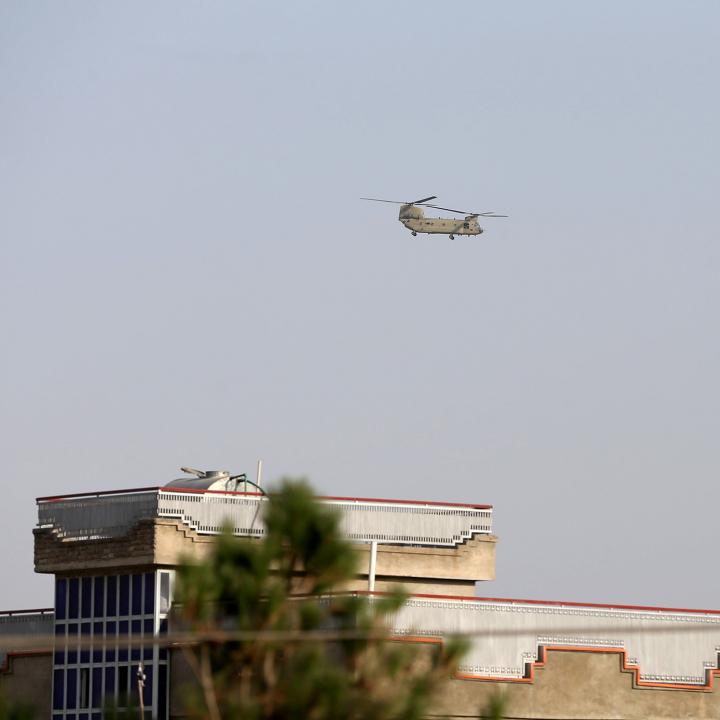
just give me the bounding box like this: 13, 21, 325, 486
36, 488, 493, 547
384, 593, 720, 688
0, 609, 54, 669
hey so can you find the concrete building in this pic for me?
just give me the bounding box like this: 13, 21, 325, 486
2, 469, 720, 719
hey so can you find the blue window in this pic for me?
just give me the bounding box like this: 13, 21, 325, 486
80, 623, 91, 663
144, 572, 155, 614
159, 618, 168, 660
143, 618, 154, 660
81, 577, 92, 619
143, 665, 153, 708
106, 575, 117, 616
93, 576, 105, 618
131, 619, 141, 661
158, 664, 167, 720
132, 574, 143, 615
105, 621, 116, 662
54, 623, 65, 664
66, 667, 77, 709
68, 623, 78, 664
92, 622, 103, 662
118, 665, 129, 700
119, 575, 130, 616
56, 578, 67, 620
91, 667, 102, 708
69, 578, 79, 619
118, 620, 129, 662
104, 666, 115, 699
52, 669, 65, 710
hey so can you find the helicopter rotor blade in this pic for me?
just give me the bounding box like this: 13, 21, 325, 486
419, 203, 474, 214
361, 197, 411, 205
410, 195, 437, 205
421, 203, 507, 218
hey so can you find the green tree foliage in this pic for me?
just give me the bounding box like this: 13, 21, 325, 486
0, 694, 34, 720
174, 479, 468, 720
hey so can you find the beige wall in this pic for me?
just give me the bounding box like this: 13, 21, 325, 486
0, 653, 51, 717
433, 648, 720, 719
36, 519, 496, 595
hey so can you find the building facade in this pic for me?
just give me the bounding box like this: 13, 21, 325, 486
1, 470, 720, 719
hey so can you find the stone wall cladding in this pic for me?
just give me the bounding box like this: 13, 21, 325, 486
34, 518, 158, 573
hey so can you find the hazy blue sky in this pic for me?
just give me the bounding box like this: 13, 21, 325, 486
2, 1, 719, 610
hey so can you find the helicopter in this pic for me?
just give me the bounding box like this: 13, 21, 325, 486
361, 195, 506, 240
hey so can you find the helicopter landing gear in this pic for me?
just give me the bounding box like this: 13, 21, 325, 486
411, 231, 417, 236
449, 234, 454, 240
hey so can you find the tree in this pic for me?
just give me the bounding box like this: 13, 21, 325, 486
174, 479, 468, 720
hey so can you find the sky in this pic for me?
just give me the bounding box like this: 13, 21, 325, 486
1, 1, 719, 610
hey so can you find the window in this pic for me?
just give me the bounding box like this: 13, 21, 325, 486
132, 574, 143, 615
68, 578, 79, 619
106, 575, 117, 617
159, 572, 171, 614
143, 572, 155, 614
56, 578, 67, 620
93, 576, 104, 618
79, 668, 89, 709
118, 666, 129, 702
81, 578, 92, 619
119, 575, 130, 616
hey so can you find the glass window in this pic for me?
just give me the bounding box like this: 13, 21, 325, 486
159, 572, 170, 614
92, 622, 103, 663
143, 572, 155, 614
68, 623, 78, 664
143, 665, 153, 708
118, 666, 129, 702
105, 621, 116, 662
119, 575, 130, 616
55, 578, 67, 620
132, 574, 143, 615
81, 577, 92, 619
80, 623, 91, 663
93, 576, 104, 618
106, 575, 117, 617
79, 668, 89, 708
158, 664, 167, 720
69, 578, 79, 619
131, 619, 141, 661
104, 666, 115, 701
91, 667, 102, 709
52, 669, 65, 710
54, 623, 66, 664
67, 667, 77, 709
118, 620, 129, 662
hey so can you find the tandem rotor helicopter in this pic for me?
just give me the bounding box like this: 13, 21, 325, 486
361, 195, 507, 240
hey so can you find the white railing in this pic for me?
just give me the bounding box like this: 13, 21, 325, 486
37, 489, 492, 547
387, 595, 720, 686
0, 609, 54, 664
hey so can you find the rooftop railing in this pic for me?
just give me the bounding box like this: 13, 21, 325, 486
386, 594, 720, 687
37, 488, 492, 547
0, 609, 54, 665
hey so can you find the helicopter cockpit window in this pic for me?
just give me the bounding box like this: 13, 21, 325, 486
463, 222, 470, 229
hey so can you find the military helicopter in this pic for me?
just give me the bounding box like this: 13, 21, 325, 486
361, 195, 507, 240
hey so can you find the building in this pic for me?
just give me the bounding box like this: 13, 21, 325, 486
2, 469, 720, 719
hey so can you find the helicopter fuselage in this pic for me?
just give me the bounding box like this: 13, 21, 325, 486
398, 204, 483, 237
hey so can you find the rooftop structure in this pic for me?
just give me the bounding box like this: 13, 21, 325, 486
1, 469, 720, 719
